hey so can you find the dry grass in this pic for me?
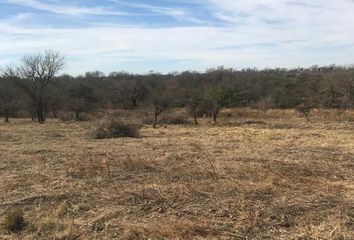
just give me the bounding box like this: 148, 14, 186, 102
0, 111, 353, 239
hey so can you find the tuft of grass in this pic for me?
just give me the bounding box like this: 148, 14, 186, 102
94, 120, 141, 139
3, 210, 25, 233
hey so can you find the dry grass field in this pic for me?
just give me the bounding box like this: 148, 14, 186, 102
0, 110, 354, 239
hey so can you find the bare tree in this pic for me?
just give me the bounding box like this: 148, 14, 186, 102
2, 50, 65, 123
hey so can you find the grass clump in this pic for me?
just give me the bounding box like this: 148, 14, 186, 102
3, 210, 25, 233
94, 120, 141, 139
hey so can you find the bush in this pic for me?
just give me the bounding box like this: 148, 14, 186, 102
295, 104, 313, 121
57, 112, 75, 122
76, 112, 91, 122
3, 210, 25, 233
94, 120, 141, 139
159, 114, 190, 125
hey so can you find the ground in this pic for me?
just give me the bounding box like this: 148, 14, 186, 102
0, 110, 353, 239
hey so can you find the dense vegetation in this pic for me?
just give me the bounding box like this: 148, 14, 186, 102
1, 51, 354, 125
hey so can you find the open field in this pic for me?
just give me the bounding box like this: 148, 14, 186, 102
0, 111, 354, 239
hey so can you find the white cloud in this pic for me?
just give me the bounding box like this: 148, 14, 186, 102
208, 0, 354, 28
6, 0, 132, 16
1, 0, 354, 74
108, 0, 208, 24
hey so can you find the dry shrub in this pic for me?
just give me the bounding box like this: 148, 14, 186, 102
222, 108, 297, 119
94, 120, 141, 139
3, 209, 25, 233
219, 108, 235, 118
76, 113, 91, 122
57, 112, 75, 122
58, 112, 92, 122
15, 110, 31, 118
159, 114, 190, 125
220, 108, 270, 119
309, 109, 354, 122
89, 110, 106, 119
111, 109, 149, 119
141, 117, 154, 125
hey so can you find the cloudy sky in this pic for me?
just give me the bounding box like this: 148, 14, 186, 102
0, 0, 354, 75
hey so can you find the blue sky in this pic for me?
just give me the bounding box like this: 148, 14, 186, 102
1, 0, 354, 75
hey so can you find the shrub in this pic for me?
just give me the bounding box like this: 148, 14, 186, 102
296, 104, 313, 121
57, 112, 75, 122
3, 210, 25, 233
159, 114, 190, 125
76, 112, 90, 122
142, 117, 154, 125
94, 120, 141, 139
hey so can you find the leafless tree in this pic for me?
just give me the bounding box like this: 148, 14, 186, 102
2, 50, 65, 123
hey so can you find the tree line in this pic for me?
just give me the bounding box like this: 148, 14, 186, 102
1, 50, 354, 125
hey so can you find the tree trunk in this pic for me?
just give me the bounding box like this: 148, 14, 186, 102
212, 112, 217, 123
4, 109, 10, 123
44, 105, 48, 121
75, 111, 80, 121
31, 112, 37, 122
153, 112, 158, 128
153, 105, 166, 128
132, 99, 137, 109
37, 92, 45, 123
193, 113, 198, 125
37, 109, 45, 123
192, 106, 199, 125
52, 110, 57, 119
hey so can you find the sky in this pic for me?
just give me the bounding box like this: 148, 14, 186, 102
1, 0, 354, 75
